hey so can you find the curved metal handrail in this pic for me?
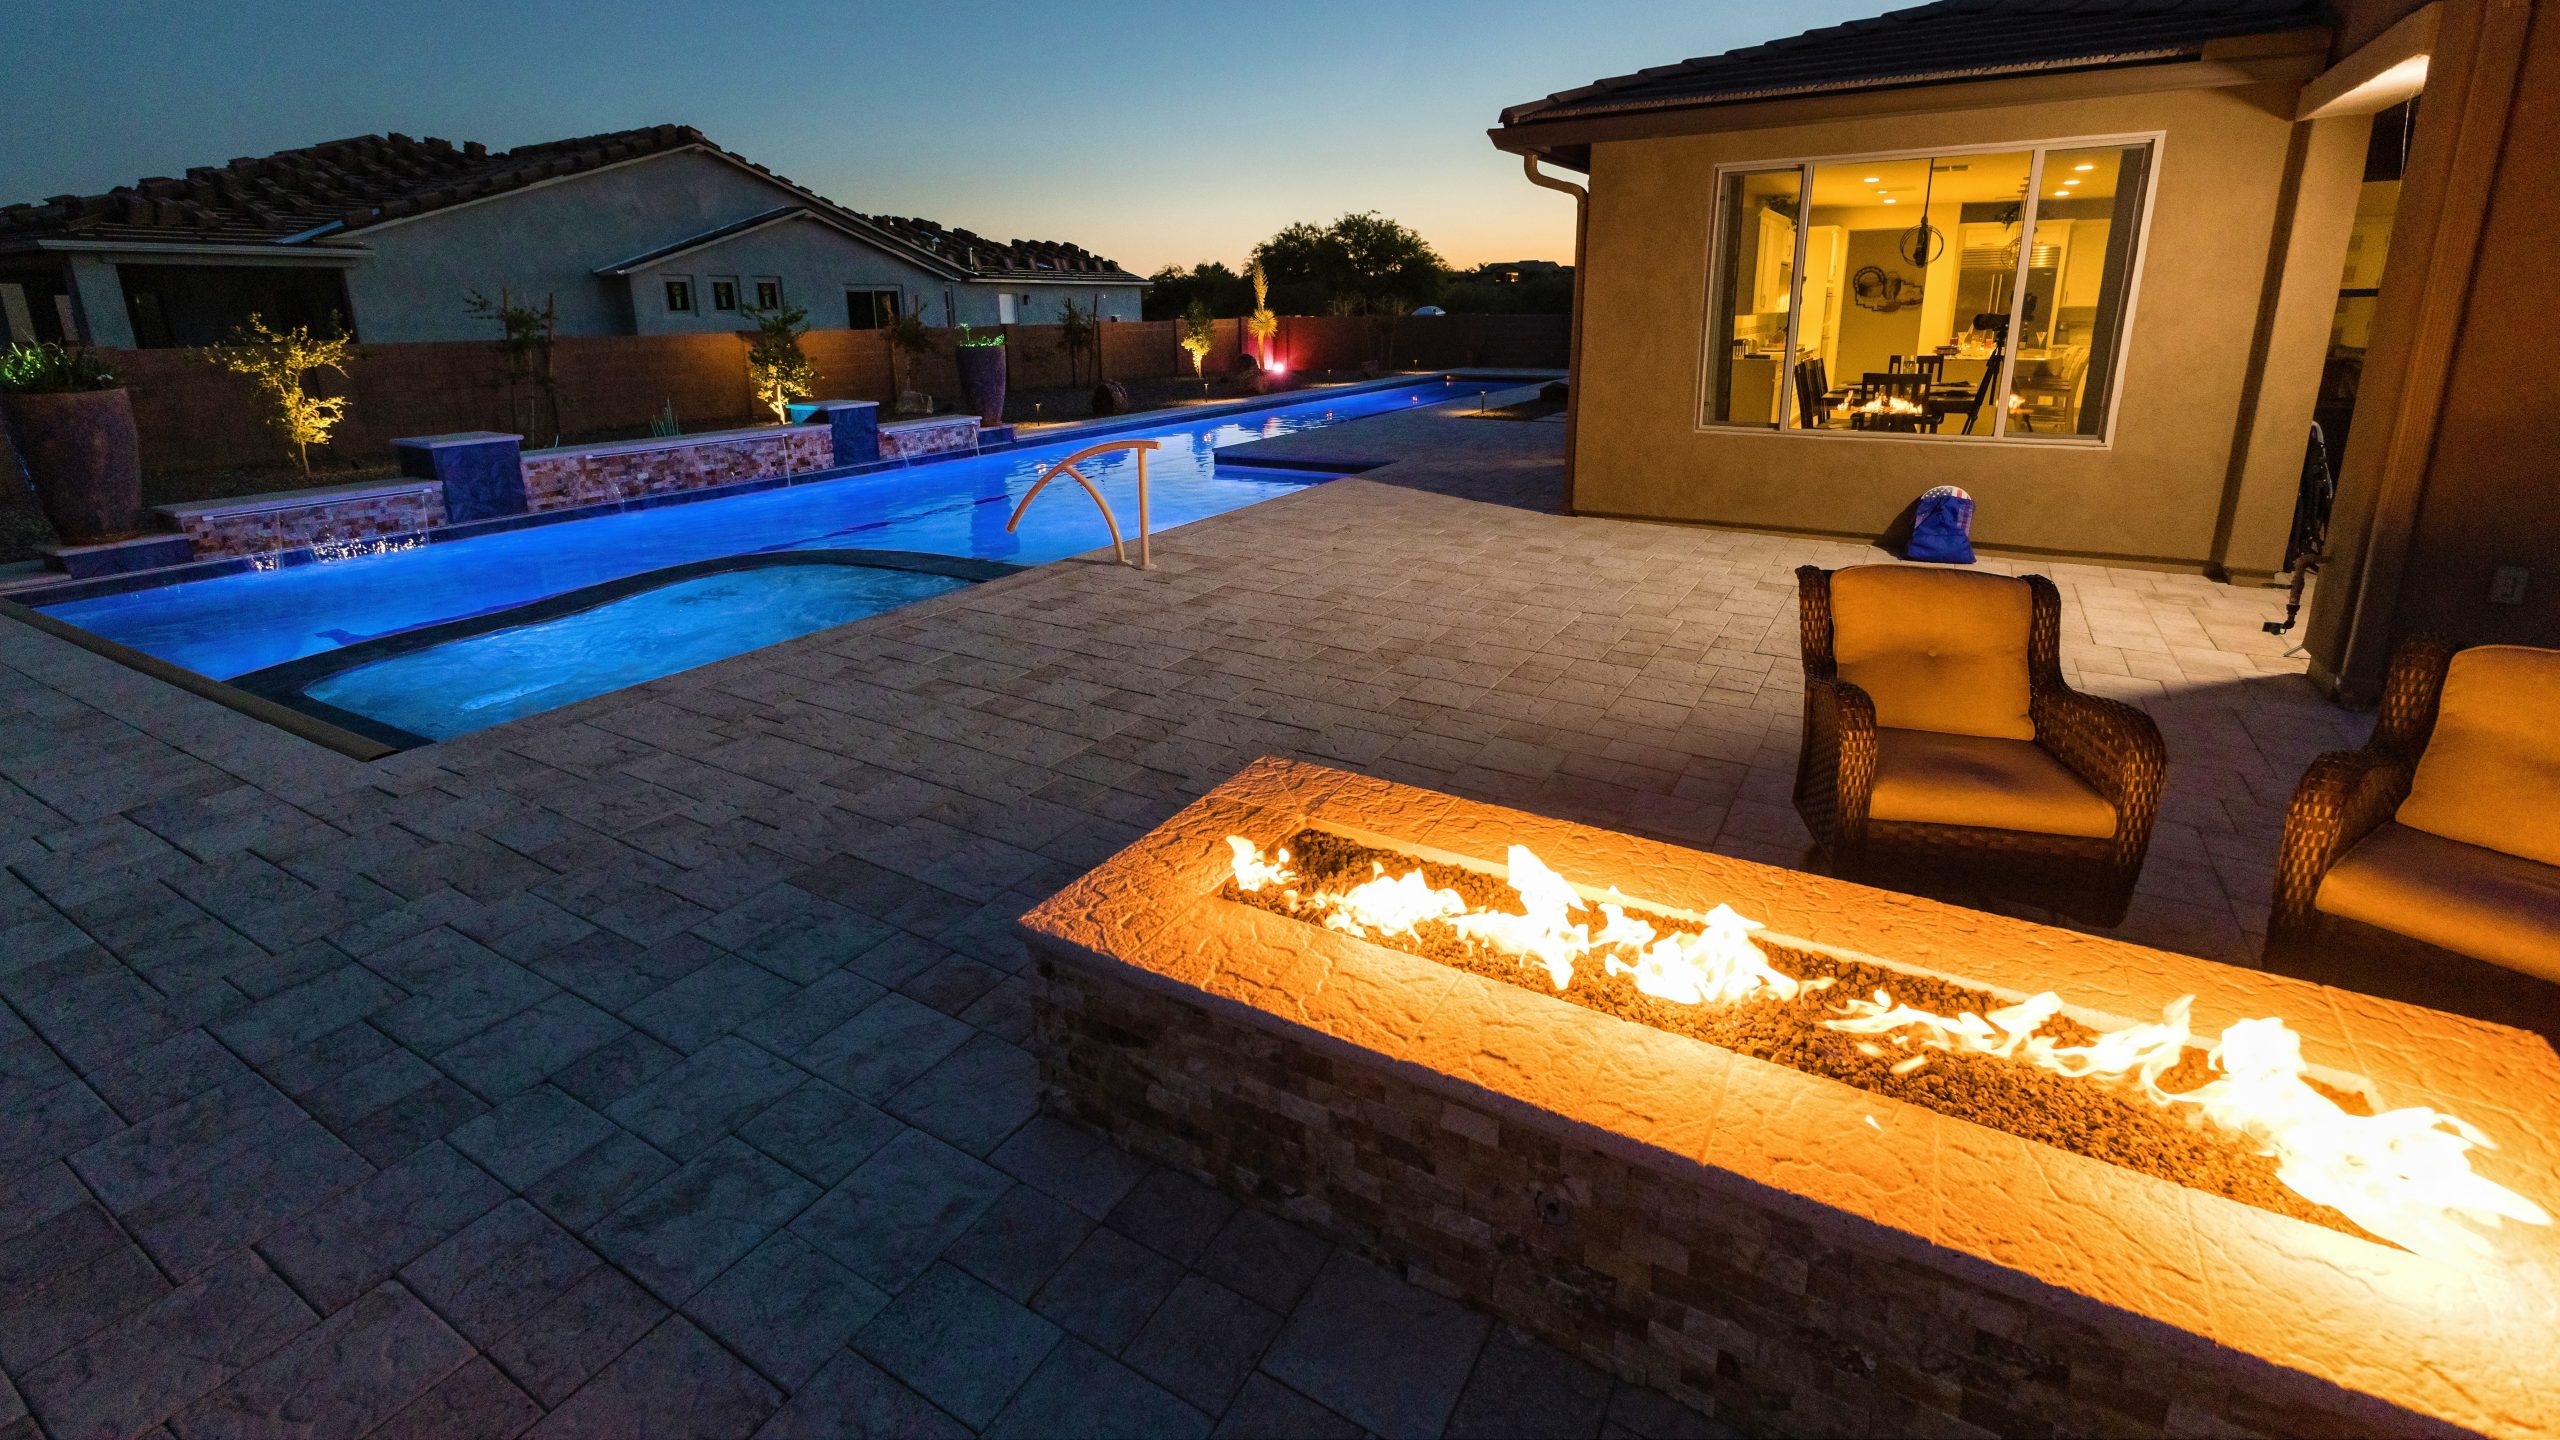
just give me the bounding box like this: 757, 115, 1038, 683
1004, 438, 1162, 569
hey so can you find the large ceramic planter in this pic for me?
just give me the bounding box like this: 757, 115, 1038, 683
954, 344, 1007, 427
3, 387, 143, 543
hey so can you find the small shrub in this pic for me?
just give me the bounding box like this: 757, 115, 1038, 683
744, 304, 818, 422
465, 288, 562, 441
202, 315, 355, 476
1180, 299, 1215, 383
1054, 298, 1097, 388
883, 299, 936, 407
0, 342, 119, 395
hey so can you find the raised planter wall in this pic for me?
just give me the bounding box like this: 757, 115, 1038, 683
162, 480, 447, 562
108, 405, 995, 573
518, 425, 835, 512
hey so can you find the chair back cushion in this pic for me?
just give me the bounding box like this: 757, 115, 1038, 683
1828, 565, 2035, 740
2397, 644, 2560, 868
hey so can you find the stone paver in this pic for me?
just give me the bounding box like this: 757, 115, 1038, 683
0, 407, 2351, 1435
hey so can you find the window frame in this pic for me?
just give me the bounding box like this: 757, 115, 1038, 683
845, 287, 901, 330
753, 277, 782, 310
709, 276, 739, 313
1694, 131, 2165, 450
663, 277, 695, 314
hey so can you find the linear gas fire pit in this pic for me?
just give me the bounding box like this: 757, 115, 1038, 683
1018, 759, 2560, 1439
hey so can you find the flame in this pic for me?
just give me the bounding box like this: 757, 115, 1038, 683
1829, 988, 2552, 1257
1219, 834, 2553, 1258
1324, 861, 1465, 938
1222, 839, 1806, 1004
1225, 836, 1293, 893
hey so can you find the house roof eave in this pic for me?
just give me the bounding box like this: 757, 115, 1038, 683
1487, 44, 2327, 154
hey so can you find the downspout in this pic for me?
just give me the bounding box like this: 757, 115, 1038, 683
1522, 154, 1588, 514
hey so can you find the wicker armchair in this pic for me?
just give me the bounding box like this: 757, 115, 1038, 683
1794, 565, 2167, 926
2265, 638, 2560, 1040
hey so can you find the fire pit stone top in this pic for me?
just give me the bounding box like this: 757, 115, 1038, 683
1019, 758, 2560, 1440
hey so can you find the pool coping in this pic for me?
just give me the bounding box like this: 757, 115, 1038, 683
0, 597, 403, 761
6, 371, 1553, 609
222, 548, 1025, 752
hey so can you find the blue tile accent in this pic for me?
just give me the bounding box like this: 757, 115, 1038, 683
395, 431, 526, 524
796, 401, 881, 468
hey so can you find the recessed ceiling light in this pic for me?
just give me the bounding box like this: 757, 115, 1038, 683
2052, 191, 2070, 199
1862, 176, 1881, 183
2062, 178, 2080, 186
2073, 163, 2095, 172
1882, 198, 1897, 204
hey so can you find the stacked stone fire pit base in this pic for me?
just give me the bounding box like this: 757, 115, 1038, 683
1019, 760, 2560, 1440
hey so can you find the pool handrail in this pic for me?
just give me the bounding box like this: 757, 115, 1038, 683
1004, 438, 1162, 570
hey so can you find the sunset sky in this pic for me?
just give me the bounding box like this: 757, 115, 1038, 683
5, 0, 1873, 273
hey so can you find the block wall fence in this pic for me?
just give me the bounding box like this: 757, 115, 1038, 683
96, 314, 1567, 474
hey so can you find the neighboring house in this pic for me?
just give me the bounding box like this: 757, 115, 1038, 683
1489, 0, 2480, 623
0, 123, 1145, 348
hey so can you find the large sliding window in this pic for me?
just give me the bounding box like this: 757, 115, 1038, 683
1702, 138, 2154, 444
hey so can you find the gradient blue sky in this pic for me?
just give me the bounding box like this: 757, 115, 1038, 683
5, 1, 1875, 272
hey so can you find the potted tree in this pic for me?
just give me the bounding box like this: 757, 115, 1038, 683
954, 324, 1007, 426
0, 342, 142, 544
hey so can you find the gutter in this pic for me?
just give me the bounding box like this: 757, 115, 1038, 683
27, 238, 372, 263
1520, 155, 1588, 515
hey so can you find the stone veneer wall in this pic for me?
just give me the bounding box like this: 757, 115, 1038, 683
1033, 957, 2386, 1440
878, 416, 981, 460
518, 426, 835, 511
173, 486, 447, 562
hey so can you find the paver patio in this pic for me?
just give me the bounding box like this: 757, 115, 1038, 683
0, 406, 2356, 1438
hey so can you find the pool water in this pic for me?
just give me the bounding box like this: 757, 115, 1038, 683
45, 378, 1469, 682
302, 564, 970, 741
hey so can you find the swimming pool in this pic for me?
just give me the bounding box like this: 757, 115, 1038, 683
34, 375, 1499, 743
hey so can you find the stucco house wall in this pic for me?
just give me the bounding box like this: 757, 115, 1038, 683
344, 149, 807, 341
1568, 79, 2360, 575
618, 213, 955, 335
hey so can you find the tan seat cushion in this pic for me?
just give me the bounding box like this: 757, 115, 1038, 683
1868, 728, 2117, 839
2397, 645, 2560, 869
2315, 823, 2560, 984
1830, 565, 2035, 740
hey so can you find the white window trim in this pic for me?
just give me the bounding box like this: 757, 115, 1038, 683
708, 275, 741, 312
663, 276, 696, 314
1693, 130, 2166, 451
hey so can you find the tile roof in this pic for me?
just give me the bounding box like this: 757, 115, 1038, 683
0, 123, 1141, 282
860, 214, 1139, 283
1499, 0, 2331, 128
